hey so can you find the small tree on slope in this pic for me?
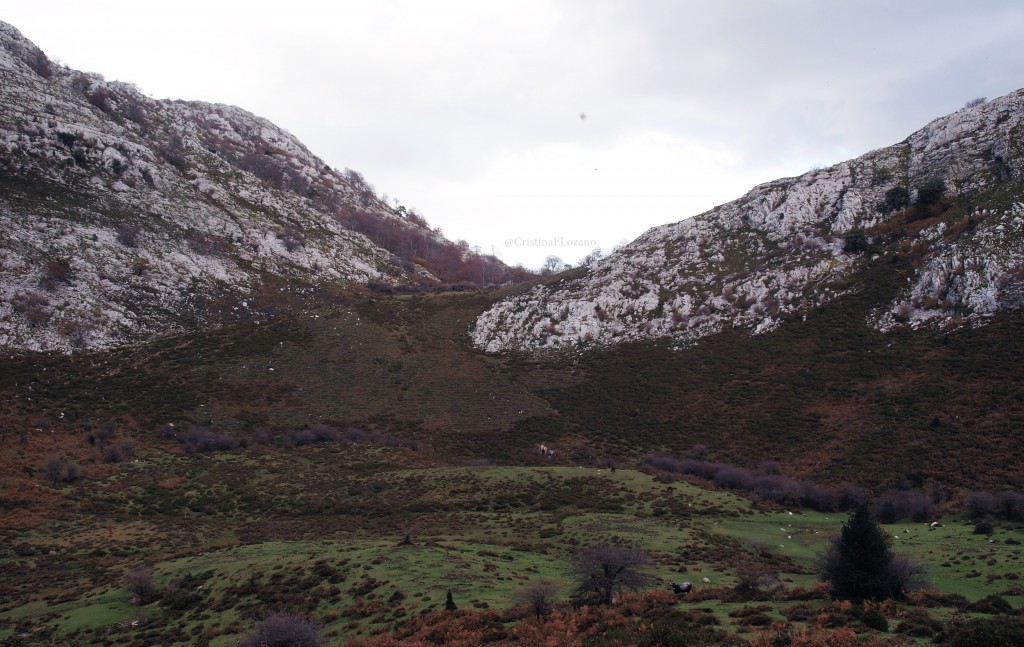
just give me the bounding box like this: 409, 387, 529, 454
820, 505, 924, 601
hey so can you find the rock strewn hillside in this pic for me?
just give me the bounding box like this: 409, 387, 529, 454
472, 90, 1024, 353
0, 22, 437, 352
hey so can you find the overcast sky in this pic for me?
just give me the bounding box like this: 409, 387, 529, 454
6, 1, 1024, 268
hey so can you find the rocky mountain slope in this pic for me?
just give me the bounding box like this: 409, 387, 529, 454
472, 91, 1024, 353
0, 22, 516, 353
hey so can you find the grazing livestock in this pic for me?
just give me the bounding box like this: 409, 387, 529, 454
669, 582, 692, 595
701, 577, 711, 584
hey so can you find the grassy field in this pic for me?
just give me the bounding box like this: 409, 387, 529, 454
2, 444, 1022, 645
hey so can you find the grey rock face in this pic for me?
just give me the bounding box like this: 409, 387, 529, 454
472, 91, 1024, 353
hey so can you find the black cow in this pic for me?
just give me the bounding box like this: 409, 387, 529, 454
670, 582, 692, 595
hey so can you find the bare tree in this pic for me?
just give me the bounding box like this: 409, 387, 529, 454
571, 543, 649, 606
514, 579, 559, 618
124, 565, 156, 605
541, 255, 567, 276
580, 248, 604, 266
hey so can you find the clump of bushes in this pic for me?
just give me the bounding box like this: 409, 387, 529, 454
873, 488, 935, 523
965, 489, 1024, 521
285, 425, 422, 451
877, 186, 910, 213
940, 615, 1024, 646
236, 612, 321, 647
284, 424, 342, 446
103, 441, 133, 463
895, 607, 944, 638
159, 572, 207, 611
43, 457, 82, 483
973, 516, 996, 535
642, 452, 867, 513
842, 228, 870, 254
644, 449, 954, 522
179, 427, 237, 453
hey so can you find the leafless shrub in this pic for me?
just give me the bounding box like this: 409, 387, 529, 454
240, 428, 272, 448
94, 421, 116, 446
12, 292, 51, 328
186, 231, 224, 257
4, 37, 53, 78
514, 579, 559, 618
688, 443, 710, 460
715, 466, 756, 490
285, 425, 340, 446
43, 457, 82, 483
103, 441, 132, 464
124, 565, 157, 604
86, 87, 110, 111
116, 224, 141, 248
39, 259, 72, 291
158, 133, 187, 168
123, 98, 147, 126
747, 540, 771, 558
276, 225, 305, 252
965, 490, 998, 518
179, 427, 237, 453
893, 302, 913, 323
642, 453, 684, 473
997, 490, 1024, 521
734, 562, 781, 596
874, 488, 935, 523
889, 553, 929, 594
236, 612, 321, 647
69, 73, 91, 94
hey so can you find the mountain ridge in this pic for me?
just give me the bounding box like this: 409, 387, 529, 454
472, 89, 1024, 353
0, 21, 526, 353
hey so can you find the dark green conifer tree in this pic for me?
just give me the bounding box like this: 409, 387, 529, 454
821, 505, 898, 601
